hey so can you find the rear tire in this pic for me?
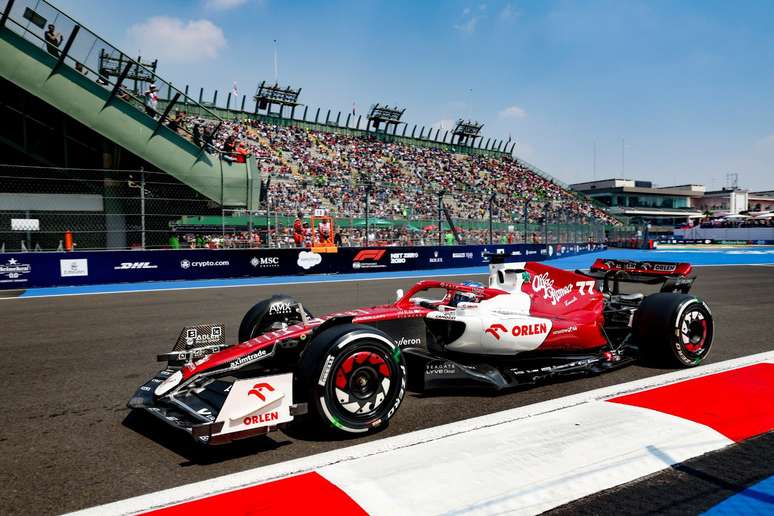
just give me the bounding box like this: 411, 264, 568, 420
296, 323, 406, 434
238, 296, 313, 342
633, 293, 713, 367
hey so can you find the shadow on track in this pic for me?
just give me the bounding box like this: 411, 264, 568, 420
122, 410, 292, 466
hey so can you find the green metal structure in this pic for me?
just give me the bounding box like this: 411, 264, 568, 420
0, 0, 260, 209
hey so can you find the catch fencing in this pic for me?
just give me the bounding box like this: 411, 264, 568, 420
0, 165, 630, 253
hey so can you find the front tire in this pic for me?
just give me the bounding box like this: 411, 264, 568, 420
633, 293, 713, 367
297, 324, 406, 434
238, 295, 313, 342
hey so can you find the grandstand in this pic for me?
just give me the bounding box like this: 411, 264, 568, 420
0, 0, 622, 252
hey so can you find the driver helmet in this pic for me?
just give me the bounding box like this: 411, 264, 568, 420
451, 281, 484, 306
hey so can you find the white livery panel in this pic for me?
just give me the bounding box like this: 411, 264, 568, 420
215, 372, 294, 435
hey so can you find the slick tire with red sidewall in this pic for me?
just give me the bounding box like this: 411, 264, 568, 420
297, 323, 406, 434
633, 293, 714, 367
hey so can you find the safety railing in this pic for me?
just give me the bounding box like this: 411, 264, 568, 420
0, 0, 229, 157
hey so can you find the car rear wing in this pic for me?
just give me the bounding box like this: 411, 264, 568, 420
578, 259, 695, 294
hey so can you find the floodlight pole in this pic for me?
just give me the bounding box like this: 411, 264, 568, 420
266, 183, 270, 248
488, 193, 496, 245
543, 203, 549, 246
523, 200, 529, 244
555, 202, 561, 244
438, 190, 445, 246
140, 168, 146, 249
364, 183, 372, 245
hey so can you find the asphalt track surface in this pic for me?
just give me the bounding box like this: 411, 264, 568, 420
549, 430, 774, 515
1, 265, 773, 514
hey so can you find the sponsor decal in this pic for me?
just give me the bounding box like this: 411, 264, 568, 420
0, 258, 31, 283
484, 323, 508, 340
526, 250, 537, 256
353, 249, 386, 261
510, 358, 595, 376
429, 250, 443, 264
654, 263, 677, 272
548, 245, 554, 257
552, 325, 578, 335
563, 296, 578, 307
250, 256, 280, 268
297, 251, 322, 270
485, 322, 548, 340
452, 252, 474, 259
185, 326, 223, 347
268, 302, 293, 315
59, 258, 88, 277
394, 336, 421, 347
352, 249, 386, 269
390, 252, 418, 264
114, 262, 157, 270
318, 355, 336, 386
359, 309, 426, 322
511, 322, 548, 337
243, 412, 279, 426
531, 272, 574, 305
247, 382, 275, 401
180, 259, 229, 269
426, 362, 457, 375
229, 349, 268, 369
434, 312, 457, 320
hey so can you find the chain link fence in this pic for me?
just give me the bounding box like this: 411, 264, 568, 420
0, 164, 632, 252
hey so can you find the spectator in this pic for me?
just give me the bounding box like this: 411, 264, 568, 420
143, 84, 159, 118
293, 212, 304, 247
45, 24, 63, 57
193, 123, 202, 148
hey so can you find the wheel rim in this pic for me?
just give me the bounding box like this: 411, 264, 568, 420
680, 308, 709, 355
332, 349, 393, 417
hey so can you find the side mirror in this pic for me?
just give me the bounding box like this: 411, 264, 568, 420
395, 289, 404, 302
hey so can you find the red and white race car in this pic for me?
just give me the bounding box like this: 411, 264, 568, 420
129, 255, 713, 444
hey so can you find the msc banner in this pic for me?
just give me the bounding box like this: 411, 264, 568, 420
0, 243, 605, 290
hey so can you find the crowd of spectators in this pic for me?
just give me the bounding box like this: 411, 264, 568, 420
697, 216, 774, 228
177, 116, 621, 231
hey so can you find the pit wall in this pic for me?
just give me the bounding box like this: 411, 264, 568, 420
0, 243, 605, 290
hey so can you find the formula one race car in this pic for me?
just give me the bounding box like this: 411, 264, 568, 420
129, 256, 713, 444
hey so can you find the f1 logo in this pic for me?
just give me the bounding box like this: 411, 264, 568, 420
353, 249, 385, 262
248, 383, 275, 401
